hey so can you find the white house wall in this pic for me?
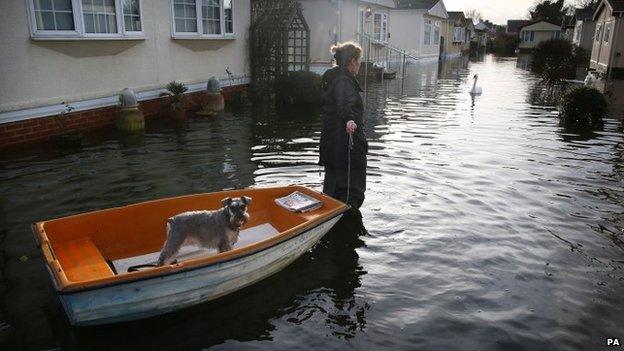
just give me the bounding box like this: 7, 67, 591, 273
299, 0, 341, 64
0, 0, 251, 113
389, 10, 426, 57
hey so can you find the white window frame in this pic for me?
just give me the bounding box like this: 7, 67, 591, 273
372, 12, 388, 43
424, 19, 431, 45
170, 0, 235, 39
433, 21, 440, 45
27, 0, 145, 40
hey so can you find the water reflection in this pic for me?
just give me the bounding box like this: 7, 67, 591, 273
1, 55, 624, 350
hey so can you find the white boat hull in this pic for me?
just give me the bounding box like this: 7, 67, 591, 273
60, 215, 342, 326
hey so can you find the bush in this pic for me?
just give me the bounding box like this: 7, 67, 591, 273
491, 33, 520, 56
531, 39, 587, 84
560, 86, 607, 128
165, 81, 188, 110
275, 71, 322, 106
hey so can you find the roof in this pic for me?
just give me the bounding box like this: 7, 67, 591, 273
574, 7, 596, 21
447, 11, 466, 21
518, 19, 562, 31
593, 0, 624, 20
394, 0, 440, 9
606, 0, 624, 12
506, 19, 530, 33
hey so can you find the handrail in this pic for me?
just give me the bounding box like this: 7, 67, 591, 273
356, 32, 420, 61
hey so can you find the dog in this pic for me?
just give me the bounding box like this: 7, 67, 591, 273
156, 196, 251, 266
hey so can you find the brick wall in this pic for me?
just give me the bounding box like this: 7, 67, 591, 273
0, 85, 248, 151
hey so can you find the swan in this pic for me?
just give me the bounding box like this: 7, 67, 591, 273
469, 74, 482, 95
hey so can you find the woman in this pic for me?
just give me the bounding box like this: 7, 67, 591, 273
319, 41, 367, 210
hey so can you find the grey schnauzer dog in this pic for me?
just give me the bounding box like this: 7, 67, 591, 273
156, 196, 252, 266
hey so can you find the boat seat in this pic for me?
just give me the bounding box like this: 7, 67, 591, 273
54, 238, 114, 282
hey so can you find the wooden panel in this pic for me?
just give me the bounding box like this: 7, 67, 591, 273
54, 238, 114, 282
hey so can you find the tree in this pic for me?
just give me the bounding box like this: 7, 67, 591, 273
464, 9, 483, 23
529, 0, 569, 24
575, 0, 599, 9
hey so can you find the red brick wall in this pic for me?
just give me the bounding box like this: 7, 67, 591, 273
0, 84, 248, 151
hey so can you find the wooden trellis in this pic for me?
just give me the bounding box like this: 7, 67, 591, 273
250, 0, 310, 101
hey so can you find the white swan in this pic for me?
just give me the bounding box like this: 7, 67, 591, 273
469, 74, 482, 95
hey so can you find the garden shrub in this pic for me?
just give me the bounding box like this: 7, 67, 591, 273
531, 39, 588, 85
275, 71, 322, 106
560, 86, 607, 128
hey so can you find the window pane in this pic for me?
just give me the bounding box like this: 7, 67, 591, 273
186, 19, 197, 32
34, 0, 53, 11
175, 18, 186, 32
55, 11, 74, 29
224, 0, 232, 33
122, 0, 141, 31
122, 0, 140, 16
202, 0, 221, 34
82, 0, 117, 33
34, 0, 75, 31
38, 11, 56, 29
53, 0, 72, 11
84, 13, 95, 32
174, 0, 197, 33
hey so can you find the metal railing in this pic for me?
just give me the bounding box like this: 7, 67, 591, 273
356, 32, 419, 93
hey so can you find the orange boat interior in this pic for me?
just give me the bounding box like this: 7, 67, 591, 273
33, 186, 347, 292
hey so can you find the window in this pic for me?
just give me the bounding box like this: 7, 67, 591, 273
434, 22, 440, 45
28, 0, 144, 38
595, 23, 602, 42
522, 30, 534, 42
172, 0, 235, 37
123, 0, 142, 32
32, 0, 75, 31
573, 23, 581, 42
424, 19, 431, 45
373, 12, 388, 42
453, 27, 464, 42
82, 0, 117, 34
604, 23, 611, 43
224, 0, 233, 34
550, 31, 560, 40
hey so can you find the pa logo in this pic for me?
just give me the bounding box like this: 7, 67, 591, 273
607, 338, 621, 346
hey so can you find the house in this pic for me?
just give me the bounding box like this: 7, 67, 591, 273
0, 0, 251, 149
440, 11, 463, 59
298, 0, 449, 71
391, 0, 449, 60
562, 15, 575, 39
446, 11, 471, 53
506, 19, 530, 34
590, 0, 624, 78
518, 20, 563, 51
473, 21, 490, 51
465, 17, 476, 50
571, 7, 598, 52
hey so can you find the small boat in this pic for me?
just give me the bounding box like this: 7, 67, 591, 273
382, 70, 397, 80
32, 186, 348, 326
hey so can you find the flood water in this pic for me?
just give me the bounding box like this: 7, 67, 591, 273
1, 55, 623, 350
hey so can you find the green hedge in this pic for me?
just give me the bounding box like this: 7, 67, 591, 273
275, 71, 322, 106
560, 86, 607, 128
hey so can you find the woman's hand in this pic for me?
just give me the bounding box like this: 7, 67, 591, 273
346, 120, 357, 135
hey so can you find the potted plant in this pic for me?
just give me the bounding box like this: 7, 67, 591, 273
164, 81, 189, 120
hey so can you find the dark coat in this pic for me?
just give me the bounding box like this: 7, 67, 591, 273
319, 67, 368, 169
